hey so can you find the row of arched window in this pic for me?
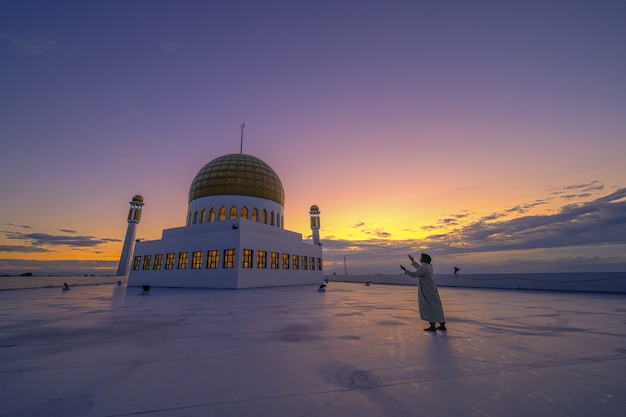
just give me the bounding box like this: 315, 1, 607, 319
187, 206, 282, 228
132, 249, 322, 271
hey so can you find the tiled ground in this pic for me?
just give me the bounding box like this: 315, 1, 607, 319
1, 282, 625, 417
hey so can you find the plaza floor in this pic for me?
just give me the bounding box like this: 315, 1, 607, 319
1, 282, 625, 417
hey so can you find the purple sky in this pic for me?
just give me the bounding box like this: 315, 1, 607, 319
1, 1, 625, 275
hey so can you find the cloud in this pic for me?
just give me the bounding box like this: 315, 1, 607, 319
58, 229, 77, 234
351, 222, 365, 228
3, 231, 121, 249
547, 181, 604, 197
5, 223, 32, 229
359, 227, 392, 238
0, 32, 60, 55
440, 187, 626, 253
320, 188, 626, 274
0, 259, 118, 275
0, 245, 50, 253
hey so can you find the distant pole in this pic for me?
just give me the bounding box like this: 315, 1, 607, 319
344, 256, 348, 275
240, 123, 245, 154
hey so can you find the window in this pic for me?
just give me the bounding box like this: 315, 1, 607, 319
301, 255, 308, 270
187, 211, 192, 226
200, 208, 206, 223
209, 207, 215, 222
317, 258, 322, 271
165, 253, 175, 270
219, 206, 226, 221
192, 210, 198, 224
191, 251, 203, 269
132, 256, 141, 270
262, 209, 267, 224
142, 255, 152, 270
242, 249, 253, 268
282, 253, 290, 269
153, 254, 163, 270
271, 211, 275, 226
241, 206, 248, 219
270, 252, 279, 269
277, 214, 281, 228
292, 254, 299, 270
207, 250, 219, 269
178, 252, 189, 269
223, 249, 236, 268
229, 206, 237, 219
252, 208, 258, 222
257, 251, 267, 269
310, 257, 315, 270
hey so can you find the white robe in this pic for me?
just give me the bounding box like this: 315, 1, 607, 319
404, 261, 445, 323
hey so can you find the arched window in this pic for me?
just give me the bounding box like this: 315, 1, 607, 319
277, 213, 281, 228
270, 211, 275, 226
209, 207, 215, 222
241, 206, 248, 219
251, 208, 258, 222
262, 209, 267, 224
192, 210, 198, 224
200, 208, 206, 223
219, 206, 226, 221
230, 206, 237, 219
187, 211, 192, 226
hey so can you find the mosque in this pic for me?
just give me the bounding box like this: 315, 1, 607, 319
121, 152, 323, 289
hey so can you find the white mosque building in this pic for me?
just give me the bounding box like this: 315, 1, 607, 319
124, 152, 323, 289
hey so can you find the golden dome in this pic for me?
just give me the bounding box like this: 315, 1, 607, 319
189, 154, 285, 206
310, 205, 319, 211
132, 195, 144, 203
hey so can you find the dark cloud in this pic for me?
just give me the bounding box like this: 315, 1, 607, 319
3, 231, 121, 249
505, 200, 547, 214
374, 229, 391, 238
459, 188, 626, 252
58, 229, 77, 234
430, 188, 626, 252
321, 188, 626, 274
0, 259, 117, 275
4, 223, 32, 229
0, 245, 50, 253
548, 181, 603, 197
439, 218, 459, 226
351, 222, 365, 228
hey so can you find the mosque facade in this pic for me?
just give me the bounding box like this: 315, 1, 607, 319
125, 153, 323, 289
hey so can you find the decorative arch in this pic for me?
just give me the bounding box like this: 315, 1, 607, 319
241, 206, 248, 219
219, 206, 226, 221
209, 207, 215, 222
230, 206, 238, 219
252, 208, 258, 222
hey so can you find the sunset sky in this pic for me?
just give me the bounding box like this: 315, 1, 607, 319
1, 1, 625, 275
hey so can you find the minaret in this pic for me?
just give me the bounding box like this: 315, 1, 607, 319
116, 195, 144, 276
309, 204, 321, 246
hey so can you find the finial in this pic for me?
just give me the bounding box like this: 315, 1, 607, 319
240, 123, 246, 154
